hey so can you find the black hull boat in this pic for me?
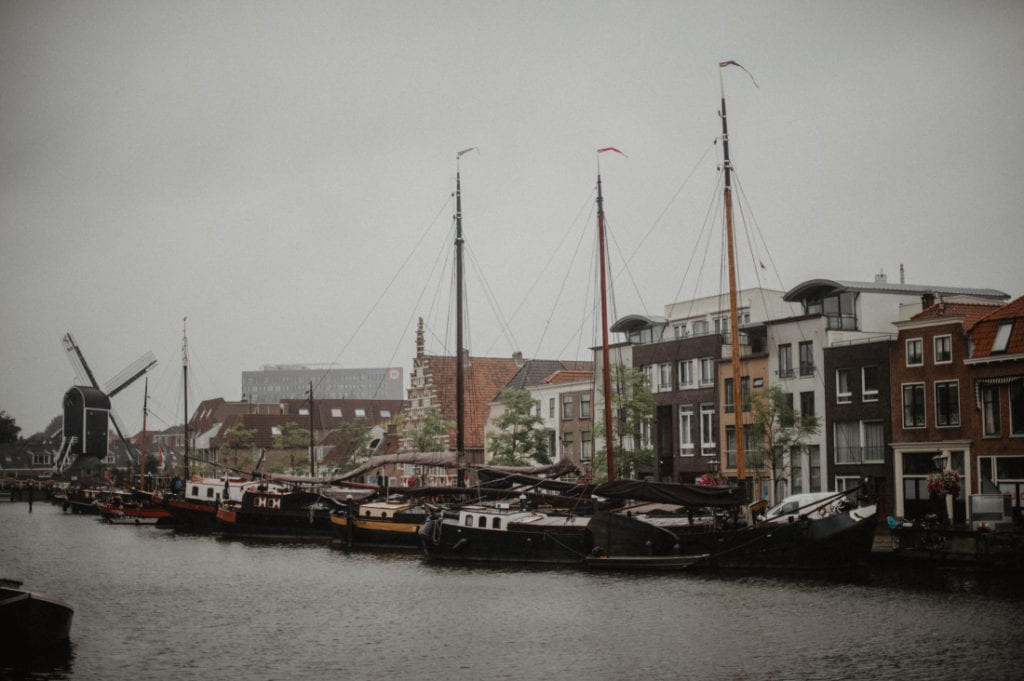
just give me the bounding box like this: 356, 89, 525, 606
330, 499, 429, 550
419, 503, 593, 565
217, 482, 376, 540
584, 480, 878, 571
0, 580, 73, 654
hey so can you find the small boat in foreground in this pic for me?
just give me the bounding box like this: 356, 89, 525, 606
97, 493, 173, 525
0, 579, 74, 653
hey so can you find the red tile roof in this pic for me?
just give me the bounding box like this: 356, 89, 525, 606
421, 354, 522, 449
970, 295, 1024, 358
911, 301, 1002, 328
541, 370, 595, 384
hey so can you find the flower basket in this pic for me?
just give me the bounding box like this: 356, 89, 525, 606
927, 469, 961, 498
696, 473, 720, 487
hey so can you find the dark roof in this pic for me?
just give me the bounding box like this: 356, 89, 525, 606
502, 359, 594, 392
611, 314, 668, 333
783, 278, 1009, 303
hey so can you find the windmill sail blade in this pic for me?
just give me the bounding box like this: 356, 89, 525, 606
105, 351, 158, 397
62, 333, 97, 387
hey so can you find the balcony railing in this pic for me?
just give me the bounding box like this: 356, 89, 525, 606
776, 367, 795, 379
799, 363, 816, 377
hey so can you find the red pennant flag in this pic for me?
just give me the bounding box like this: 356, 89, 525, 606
598, 147, 627, 156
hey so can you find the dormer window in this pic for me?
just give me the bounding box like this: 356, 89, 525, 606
993, 321, 1013, 353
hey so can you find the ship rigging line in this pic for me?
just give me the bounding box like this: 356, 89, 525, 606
316, 194, 453, 395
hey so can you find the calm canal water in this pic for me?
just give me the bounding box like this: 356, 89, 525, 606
2, 500, 1023, 681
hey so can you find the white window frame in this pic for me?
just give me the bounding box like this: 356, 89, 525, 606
862, 365, 879, 402
934, 335, 952, 364
678, 359, 695, 389
678, 406, 694, 455
906, 338, 923, 366
658, 362, 673, 392
934, 380, 960, 428
699, 358, 715, 387
836, 369, 852, 404
993, 321, 1013, 353
700, 403, 715, 454
902, 382, 926, 429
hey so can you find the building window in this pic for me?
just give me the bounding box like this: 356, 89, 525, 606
800, 391, 815, 417
380, 409, 391, 418
658, 363, 673, 392
836, 369, 852, 404
298, 408, 309, 416
906, 338, 923, 366
642, 365, 654, 388
1012, 382, 1024, 436
862, 365, 879, 401
562, 431, 575, 457
724, 377, 750, 413
354, 408, 366, 418
673, 323, 687, 339
935, 381, 960, 427
692, 320, 709, 336
699, 358, 715, 387
331, 408, 342, 418
580, 393, 591, 419
993, 322, 1013, 353
934, 335, 952, 364
798, 341, 814, 376
580, 430, 592, 461
724, 424, 755, 469
863, 422, 885, 463
982, 385, 1000, 436
678, 360, 695, 389
549, 398, 555, 418
778, 344, 793, 378
561, 394, 574, 420
700, 404, 715, 454
679, 406, 694, 454
902, 383, 926, 428
834, 421, 860, 464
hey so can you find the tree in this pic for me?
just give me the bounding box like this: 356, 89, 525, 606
0, 411, 21, 444
486, 388, 553, 466
273, 422, 311, 474
402, 407, 454, 453
749, 385, 820, 502
219, 425, 255, 471
593, 365, 655, 481
333, 418, 372, 472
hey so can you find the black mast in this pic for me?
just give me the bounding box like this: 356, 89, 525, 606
183, 317, 190, 482
596, 171, 616, 482
308, 381, 316, 478
454, 150, 468, 488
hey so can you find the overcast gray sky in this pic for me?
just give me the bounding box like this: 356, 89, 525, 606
2, 1, 1022, 438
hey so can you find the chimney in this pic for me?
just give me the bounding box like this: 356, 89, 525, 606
922, 292, 936, 310
874, 270, 887, 284
899, 264, 905, 285
512, 351, 524, 367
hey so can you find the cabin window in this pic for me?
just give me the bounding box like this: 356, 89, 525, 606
492, 517, 501, 529
206, 488, 214, 498
365, 510, 372, 517
191, 486, 199, 496
477, 516, 487, 528
464, 514, 473, 527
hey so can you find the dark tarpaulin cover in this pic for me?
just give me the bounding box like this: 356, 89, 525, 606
474, 459, 580, 480
593, 480, 747, 508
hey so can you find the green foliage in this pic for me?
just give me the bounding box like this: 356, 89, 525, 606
403, 407, 454, 453
334, 418, 373, 472
592, 365, 655, 481
0, 411, 21, 444
219, 425, 256, 470
273, 422, 310, 450
486, 388, 553, 466
749, 385, 820, 485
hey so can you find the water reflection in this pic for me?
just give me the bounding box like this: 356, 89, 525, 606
0, 641, 74, 680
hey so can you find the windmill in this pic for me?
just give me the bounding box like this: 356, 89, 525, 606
54, 332, 157, 473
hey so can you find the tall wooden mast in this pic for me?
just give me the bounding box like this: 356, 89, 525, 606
596, 169, 616, 482
720, 63, 745, 481
140, 378, 148, 492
